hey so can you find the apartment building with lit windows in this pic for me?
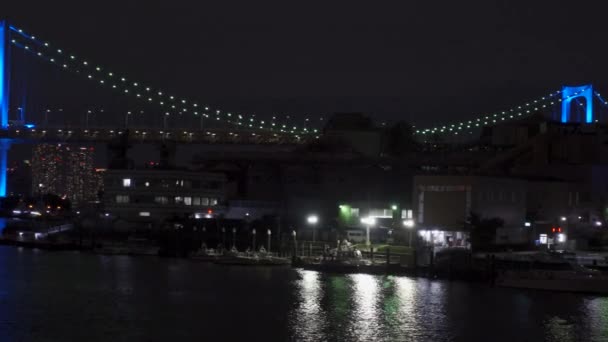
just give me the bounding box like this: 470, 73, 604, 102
31, 144, 100, 205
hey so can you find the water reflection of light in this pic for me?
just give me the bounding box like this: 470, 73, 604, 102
114, 256, 134, 295
544, 316, 576, 342
0, 218, 6, 235
300, 270, 322, 315
395, 277, 417, 326
350, 273, 380, 341
293, 270, 326, 341
584, 298, 608, 341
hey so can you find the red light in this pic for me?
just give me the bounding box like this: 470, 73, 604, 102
207, 209, 213, 214
558, 227, 562, 233
552, 228, 556, 233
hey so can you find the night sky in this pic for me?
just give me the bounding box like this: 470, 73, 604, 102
3, 0, 608, 129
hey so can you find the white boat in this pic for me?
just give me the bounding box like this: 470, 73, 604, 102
496, 262, 608, 294
191, 247, 221, 261
214, 247, 290, 266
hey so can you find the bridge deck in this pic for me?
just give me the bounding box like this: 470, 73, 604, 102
0, 127, 316, 144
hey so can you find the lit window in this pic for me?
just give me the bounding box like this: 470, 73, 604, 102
145, 181, 150, 187
201, 197, 209, 206
116, 195, 129, 203
139, 212, 150, 217
184, 197, 192, 206
210, 198, 218, 206
369, 209, 392, 218
122, 178, 131, 187
154, 196, 168, 204
193, 197, 201, 206
175, 196, 184, 205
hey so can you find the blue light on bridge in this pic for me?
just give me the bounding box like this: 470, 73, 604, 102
0, 21, 10, 197
24, 124, 35, 129
561, 85, 593, 124
0, 140, 7, 197
0, 20, 9, 129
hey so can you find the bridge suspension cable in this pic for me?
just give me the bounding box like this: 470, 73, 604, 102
8, 24, 321, 136
415, 84, 608, 136
416, 90, 563, 136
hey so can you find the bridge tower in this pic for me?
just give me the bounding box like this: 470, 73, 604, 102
0, 20, 11, 196
561, 85, 593, 124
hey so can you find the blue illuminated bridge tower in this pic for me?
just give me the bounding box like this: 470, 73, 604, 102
561, 85, 594, 123
0, 20, 10, 197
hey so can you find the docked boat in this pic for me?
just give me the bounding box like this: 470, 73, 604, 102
257, 254, 291, 266
214, 247, 290, 266
496, 259, 608, 294
191, 246, 221, 261
299, 242, 371, 273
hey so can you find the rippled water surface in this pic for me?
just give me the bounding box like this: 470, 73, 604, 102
0, 246, 607, 341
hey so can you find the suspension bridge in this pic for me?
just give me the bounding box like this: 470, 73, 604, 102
1, 19, 608, 196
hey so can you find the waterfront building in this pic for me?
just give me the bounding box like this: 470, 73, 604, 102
413, 175, 528, 248
103, 168, 226, 222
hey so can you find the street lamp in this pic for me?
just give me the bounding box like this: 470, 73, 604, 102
307, 214, 318, 242
221, 227, 226, 248
267, 228, 272, 252
125, 111, 132, 128
163, 112, 170, 129
45, 109, 51, 126
403, 219, 415, 247
361, 216, 376, 247
252, 228, 256, 252
292, 230, 297, 256
86, 109, 93, 129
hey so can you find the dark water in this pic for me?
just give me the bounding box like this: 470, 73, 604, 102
0, 247, 607, 342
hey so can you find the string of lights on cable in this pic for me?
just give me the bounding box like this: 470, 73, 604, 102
416, 86, 602, 136
8, 25, 321, 136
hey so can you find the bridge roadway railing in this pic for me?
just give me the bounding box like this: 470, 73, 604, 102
0, 126, 315, 145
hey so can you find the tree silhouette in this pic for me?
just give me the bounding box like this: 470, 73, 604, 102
468, 212, 503, 252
